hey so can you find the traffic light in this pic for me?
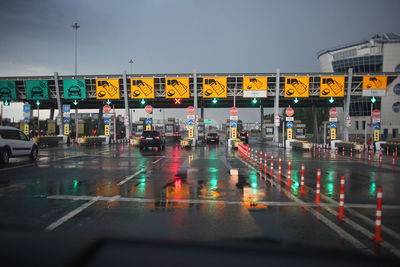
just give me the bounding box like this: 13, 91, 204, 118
212, 98, 218, 104
251, 98, 258, 104
73, 100, 78, 106
174, 98, 181, 104
36, 100, 40, 106
328, 97, 334, 104
106, 99, 111, 105
3, 100, 9, 106
371, 96, 377, 103
293, 97, 299, 104
140, 99, 146, 105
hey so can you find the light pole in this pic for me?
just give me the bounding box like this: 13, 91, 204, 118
129, 59, 134, 75
72, 23, 80, 76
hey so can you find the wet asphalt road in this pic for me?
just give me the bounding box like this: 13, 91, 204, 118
0, 140, 400, 259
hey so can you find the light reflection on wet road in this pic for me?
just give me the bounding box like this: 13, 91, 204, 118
0, 141, 399, 258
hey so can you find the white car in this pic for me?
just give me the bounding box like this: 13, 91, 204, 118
0, 126, 39, 167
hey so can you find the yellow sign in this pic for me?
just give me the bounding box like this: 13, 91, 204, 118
374, 130, 380, 141
188, 126, 194, 138
284, 77, 309, 98
145, 125, 152, 131
78, 122, 84, 135
64, 124, 70, 135
24, 123, 29, 135
243, 77, 267, 90
320, 76, 345, 97
203, 77, 227, 98
104, 125, 110, 136
363, 76, 387, 90
48, 121, 56, 135
165, 78, 190, 98
131, 78, 154, 99
330, 128, 336, 140
96, 79, 120, 99
287, 128, 293, 140
231, 127, 237, 139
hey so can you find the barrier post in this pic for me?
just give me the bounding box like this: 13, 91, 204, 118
371, 188, 384, 242
287, 160, 292, 187
263, 153, 268, 174
299, 163, 305, 194
270, 155, 274, 178
259, 151, 263, 168
337, 176, 346, 219
314, 169, 321, 203
277, 157, 282, 181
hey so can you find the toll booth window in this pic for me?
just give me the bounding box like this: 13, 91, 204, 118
362, 121, 366, 130
356, 121, 359, 130
266, 128, 273, 134
393, 129, 398, 139
165, 125, 173, 132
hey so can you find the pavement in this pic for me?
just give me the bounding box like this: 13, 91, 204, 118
0, 140, 400, 259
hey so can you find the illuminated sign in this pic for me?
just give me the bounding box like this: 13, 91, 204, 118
287, 128, 293, 140
373, 129, 380, 142
0, 81, 17, 101
131, 78, 155, 99
188, 126, 194, 138
96, 79, 120, 99
104, 125, 110, 136
26, 80, 49, 100
24, 123, 29, 135
64, 124, 70, 135
362, 76, 388, 97
330, 128, 336, 140
63, 79, 87, 99
165, 78, 190, 98
284, 77, 309, 98
243, 77, 267, 98
320, 76, 345, 97
231, 127, 237, 139
203, 77, 227, 98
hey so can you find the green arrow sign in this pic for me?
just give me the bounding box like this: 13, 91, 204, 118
0, 81, 17, 101
26, 80, 48, 100
62, 79, 86, 99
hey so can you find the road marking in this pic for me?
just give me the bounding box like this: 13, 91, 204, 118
0, 163, 35, 171
236, 156, 373, 255
45, 196, 100, 231
108, 195, 121, 203
152, 157, 165, 164
117, 169, 144, 186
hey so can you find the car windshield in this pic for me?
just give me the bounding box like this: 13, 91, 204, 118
141, 131, 160, 137
208, 133, 218, 136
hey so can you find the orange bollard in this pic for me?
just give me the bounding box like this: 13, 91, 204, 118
287, 160, 292, 187
314, 169, 321, 203
337, 176, 346, 219
277, 157, 282, 181
299, 163, 305, 194
371, 188, 384, 242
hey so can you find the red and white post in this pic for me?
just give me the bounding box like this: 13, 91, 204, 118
270, 155, 274, 178
259, 151, 263, 168
314, 169, 321, 203
337, 176, 346, 219
287, 160, 292, 187
299, 163, 305, 194
277, 157, 282, 181
371, 188, 384, 242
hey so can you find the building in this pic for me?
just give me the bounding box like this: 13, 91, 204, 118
317, 33, 400, 141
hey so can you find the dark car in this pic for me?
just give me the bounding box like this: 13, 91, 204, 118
140, 131, 165, 150
238, 131, 249, 144
206, 133, 219, 144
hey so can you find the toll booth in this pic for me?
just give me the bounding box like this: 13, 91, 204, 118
294, 122, 306, 139
264, 122, 274, 140
165, 118, 181, 143
197, 118, 205, 141
132, 120, 144, 137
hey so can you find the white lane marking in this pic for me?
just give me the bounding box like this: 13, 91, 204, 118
45, 196, 100, 231
117, 169, 144, 186
0, 163, 35, 171
108, 195, 121, 203
152, 157, 165, 164
236, 156, 373, 255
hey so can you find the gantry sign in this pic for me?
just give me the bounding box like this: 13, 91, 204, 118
0, 72, 397, 109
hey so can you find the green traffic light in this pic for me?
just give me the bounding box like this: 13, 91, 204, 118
252, 98, 257, 104
212, 98, 218, 104
141, 99, 146, 105
371, 96, 377, 103
329, 97, 334, 104
293, 97, 299, 104
3, 100, 10, 106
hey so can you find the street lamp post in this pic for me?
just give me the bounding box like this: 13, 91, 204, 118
129, 59, 134, 75
72, 23, 80, 76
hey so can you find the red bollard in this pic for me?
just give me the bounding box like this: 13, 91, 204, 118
263, 154, 268, 174
392, 156, 396, 168
287, 160, 292, 187
371, 188, 384, 242
350, 148, 353, 160
270, 155, 274, 178
299, 163, 305, 194
335, 147, 338, 155
259, 151, 263, 168
277, 157, 282, 181
337, 176, 346, 219
386, 147, 389, 157
342, 147, 345, 157
314, 169, 321, 203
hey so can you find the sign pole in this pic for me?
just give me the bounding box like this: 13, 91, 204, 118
54, 72, 63, 135
122, 71, 131, 139
343, 68, 352, 141
273, 68, 280, 143
193, 69, 198, 142
75, 106, 78, 141
37, 103, 40, 136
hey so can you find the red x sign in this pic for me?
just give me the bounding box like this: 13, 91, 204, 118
174, 98, 181, 104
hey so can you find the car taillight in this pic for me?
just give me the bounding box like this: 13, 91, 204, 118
140, 136, 145, 139
154, 137, 160, 140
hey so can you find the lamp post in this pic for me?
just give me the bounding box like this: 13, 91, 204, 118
129, 59, 134, 75
72, 23, 80, 76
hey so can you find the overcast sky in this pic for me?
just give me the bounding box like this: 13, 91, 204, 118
1, 0, 399, 122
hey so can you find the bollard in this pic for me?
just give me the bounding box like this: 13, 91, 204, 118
342, 147, 345, 157
386, 146, 389, 157
287, 160, 292, 187
277, 157, 282, 181
371, 188, 384, 242
368, 152, 372, 162
270, 155, 274, 178
299, 163, 305, 194
350, 148, 353, 160
337, 176, 346, 219
259, 151, 263, 169
314, 169, 321, 203
392, 156, 396, 168
335, 147, 338, 155
263, 154, 268, 174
